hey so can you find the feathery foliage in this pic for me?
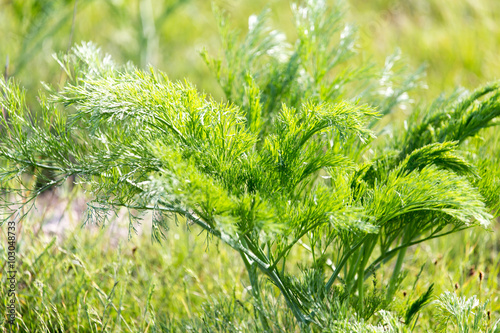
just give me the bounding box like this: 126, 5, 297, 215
435, 292, 500, 333
1, 0, 499, 330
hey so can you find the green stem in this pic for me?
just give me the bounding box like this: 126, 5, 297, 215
240, 253, 270, 331
385, 234, 409, 304
357, 254, 365, 317
267, 269, 310, 324
363, 227, 464, 279
325, 235, 368, 292
357, 234, 378, 317
346, 246, 364, 292
240, 237, 309, 324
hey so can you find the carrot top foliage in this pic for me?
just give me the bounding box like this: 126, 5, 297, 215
1, 1, 499, 331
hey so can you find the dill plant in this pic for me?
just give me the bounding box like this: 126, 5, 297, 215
1, 0, 499, 330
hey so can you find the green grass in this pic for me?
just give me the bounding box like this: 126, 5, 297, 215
1, 184, 246, 331
351, 0, 500, 98
1, 0, 500, 332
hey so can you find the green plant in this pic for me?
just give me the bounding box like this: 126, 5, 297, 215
435, 291, 500, 333
1, 1, 499, 331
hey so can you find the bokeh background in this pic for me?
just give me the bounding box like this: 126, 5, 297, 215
2, 0, 500, 99
1, 0, 500, 331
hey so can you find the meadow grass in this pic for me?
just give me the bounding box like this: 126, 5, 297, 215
1, 182, 247, 331
1, 0, 500, 332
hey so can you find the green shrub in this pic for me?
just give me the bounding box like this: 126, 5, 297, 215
1, 1, 499, 331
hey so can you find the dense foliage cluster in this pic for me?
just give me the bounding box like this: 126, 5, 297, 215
1, 1, 499, 331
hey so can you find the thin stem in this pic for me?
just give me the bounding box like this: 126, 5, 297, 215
363, 227, 467, 278
356, 234, 378, 317
240, 252, 270, 331
357, 253, 365, 317
267, 268, 310, 324
325, 234, 369, 292
269, 220, 324, 271
385, 233, 409, 303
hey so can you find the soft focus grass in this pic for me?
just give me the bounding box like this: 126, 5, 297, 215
1, 183, 246, 331
351, 0, 500, 100
1, 0, 500, 331
2, 0, 500, 98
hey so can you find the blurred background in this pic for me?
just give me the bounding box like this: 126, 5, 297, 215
1, 0, 500, 331
2, 0, 500, 101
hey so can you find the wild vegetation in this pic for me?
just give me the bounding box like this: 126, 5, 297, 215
1, 0, 500, 332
